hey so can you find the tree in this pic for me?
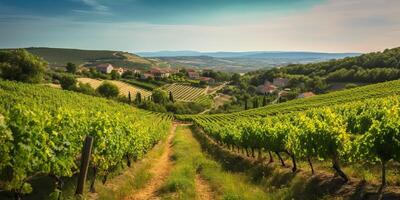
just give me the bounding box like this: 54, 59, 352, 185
243, 94, 250, 110
253, 98, 259, 108
231, 73, 241, 85
59, 75, 77, 90
169, 91, 174, 102
76, 82, 96, 96
262, 95, 267, 106
96, 82, 119, 98
135, 92, 142, 104
151, 89, 169, 104
110, 70, 120, 80
0, 49, 47, 83
66, 62, 77, 74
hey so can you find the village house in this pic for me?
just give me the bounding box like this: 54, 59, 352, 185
188, 71, 200, 79
199, 77, 215, 84
298, 92, 316, 98
150, 67, 170, 78
273, 78, 290, 88
256, 81, 277, 94
96, 63, 114, 74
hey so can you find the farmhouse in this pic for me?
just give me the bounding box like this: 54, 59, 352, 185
96, 63, 114, 74
188, 71, 200, 79
273, 78, 290, 88
150, 67, 170, 78
256, 82, 277, 94
199, 77, 215, 84
298, 92, 316, 98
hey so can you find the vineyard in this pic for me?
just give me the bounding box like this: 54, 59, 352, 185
178, 79, 400, 120
163, 84, 206, 102
0, 80, 172, 198
78, 78, 152, 98
180, 94, 400, 196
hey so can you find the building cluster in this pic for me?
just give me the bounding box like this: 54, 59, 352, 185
93, 63, 215, 84
256, 77, 315, 99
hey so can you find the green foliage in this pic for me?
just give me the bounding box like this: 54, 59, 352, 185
75, 82, 97, 96
110, 70, 121, 80
0, 49, 48, 83
96, 81, 120, 98
59, 74, 77, 90
181, 94, 400, 188
151, 89, 169, 104
0, 80, 172, 196
65, 62, 77, 74
253, 47, 400, 85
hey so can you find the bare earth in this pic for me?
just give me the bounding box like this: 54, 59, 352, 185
125, 124, 176, 200
195, 174, 214, 200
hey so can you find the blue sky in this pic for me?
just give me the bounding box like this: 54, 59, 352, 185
1, 0, 400, 53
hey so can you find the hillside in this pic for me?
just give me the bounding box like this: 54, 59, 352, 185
252, 47, 400, 85
21, 47, 155, 69
177, 79, 400, 120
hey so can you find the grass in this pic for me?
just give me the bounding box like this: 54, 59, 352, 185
160, 125, 270, 200
94, 132, 169, 200
192, 127, 400, 200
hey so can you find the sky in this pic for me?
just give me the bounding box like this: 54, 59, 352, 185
0, 0, 399, 53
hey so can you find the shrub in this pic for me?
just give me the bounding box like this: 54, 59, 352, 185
76, 82, 96, 96
96, 81, 119, 98
0, 49, 48, 83
65, 62, 77, 74
59, 74, 77, 90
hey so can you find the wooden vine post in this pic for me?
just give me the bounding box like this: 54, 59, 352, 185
76, 136, 94, 195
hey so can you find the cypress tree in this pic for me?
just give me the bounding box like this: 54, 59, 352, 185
136, 92, 142, 104
263, 95, 267, 106
169, 91, 174, 102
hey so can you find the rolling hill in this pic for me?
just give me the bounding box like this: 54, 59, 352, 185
18, 47, 156, 69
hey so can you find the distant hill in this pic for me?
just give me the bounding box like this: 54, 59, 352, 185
138, 50, 360, 72
10, 47, 155, 69
137, 50, 360, 59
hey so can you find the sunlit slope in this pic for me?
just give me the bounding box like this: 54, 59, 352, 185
177, 79, 400, 120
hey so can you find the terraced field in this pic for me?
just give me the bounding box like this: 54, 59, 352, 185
164, 84, 206, 102
78, 78, 152, 98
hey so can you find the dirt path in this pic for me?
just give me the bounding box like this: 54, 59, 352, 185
125, 124, 177, 200
195, 174, 214, 200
